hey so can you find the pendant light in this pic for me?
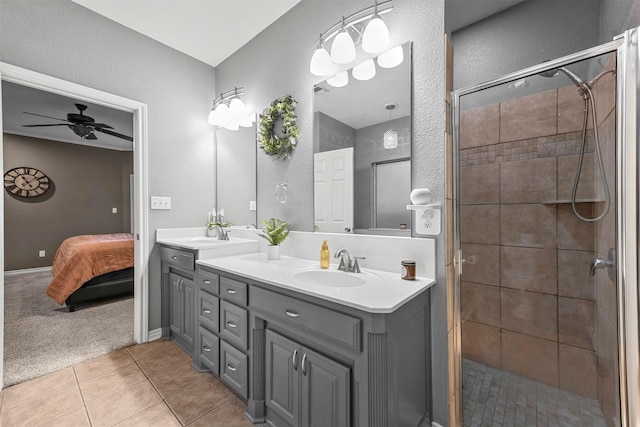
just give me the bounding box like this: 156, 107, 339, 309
331, 17, 356, 64
352, 58, 376, 81
362, 1, 390, 54
377, 44, 404, 68
384, 103, 398, 149
310, 34, 333, 76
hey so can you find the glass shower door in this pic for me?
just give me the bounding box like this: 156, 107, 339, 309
454, 46, 622, 427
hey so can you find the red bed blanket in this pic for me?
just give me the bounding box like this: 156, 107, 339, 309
46, 233, 134, 304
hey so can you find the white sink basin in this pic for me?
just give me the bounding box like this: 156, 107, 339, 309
290, 267, 379, 288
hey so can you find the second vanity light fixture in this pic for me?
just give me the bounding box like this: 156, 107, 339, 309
208, 87, 255, 131
310, 0, 395, 80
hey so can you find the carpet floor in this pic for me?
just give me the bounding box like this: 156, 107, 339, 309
3, 270, 134, 387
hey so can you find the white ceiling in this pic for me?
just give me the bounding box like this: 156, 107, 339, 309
71, 0, 302, 68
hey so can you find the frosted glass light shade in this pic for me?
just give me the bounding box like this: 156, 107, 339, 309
362, 15, 390, 54
224, 121, 239, 131
331, 30, 356, 64
352, 59, 376, 81
327, 71, 349, 88
207, 108, 216, 125
384, 129, 398, 149
229, 97, 246, 119
212, 103, 230, 126
310, 46, 333, 76
239, 113, 255, 128
377, 45, 404, 68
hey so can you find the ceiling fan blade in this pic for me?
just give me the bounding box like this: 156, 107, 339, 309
89, 123, 114, 129
23, 111, 71, 123
85, 133, 98, 140
95, 128, 133, 142
22, 124, 70, 127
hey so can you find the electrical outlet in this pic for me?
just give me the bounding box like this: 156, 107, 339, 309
112, 207, 118, 213
38, 250, 45, 257
151, 196, 172, 210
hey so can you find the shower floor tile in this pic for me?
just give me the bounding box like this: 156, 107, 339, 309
463, 358, 606, 427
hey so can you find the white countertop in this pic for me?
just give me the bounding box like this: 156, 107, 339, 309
156, 236, 258, 259
197, 253, 435, 313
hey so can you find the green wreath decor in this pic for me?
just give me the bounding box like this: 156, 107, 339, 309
259, 94, 299, 159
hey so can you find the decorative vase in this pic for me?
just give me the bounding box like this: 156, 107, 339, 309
266, 245, 280, 260
410, 188, 432, 205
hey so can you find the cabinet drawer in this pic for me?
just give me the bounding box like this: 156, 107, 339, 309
220, 300, 248, 350
220, 276, 248, 306
220, 341, 248, 399
199, 326, 220, 375
198, 291, 219, 333
160, 246, 195, 271
198, 269, 220, 295
252, 286, 361, 353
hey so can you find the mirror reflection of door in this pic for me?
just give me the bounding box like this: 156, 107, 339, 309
314, 147, 354, 233
373, 159, 411, 229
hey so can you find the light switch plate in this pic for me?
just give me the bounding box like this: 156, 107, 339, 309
249, 200, 257, 211
151, 196, 172, 210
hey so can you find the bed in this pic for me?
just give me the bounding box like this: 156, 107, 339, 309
46, 233, 134, 312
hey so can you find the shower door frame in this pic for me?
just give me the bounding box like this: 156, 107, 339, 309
451, 28, 640, 427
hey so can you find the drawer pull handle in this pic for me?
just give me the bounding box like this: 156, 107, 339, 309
226, 321, 237, 328
226, 363, 237, 372
301, 353, 307, 375
171, 256, 178, 260
203, 280, 211, 284
203, 345, 211, 352
226, 289, 237, 295
203, 308, 211, 314
285, 310, 300, 318
292, 349, 298, 370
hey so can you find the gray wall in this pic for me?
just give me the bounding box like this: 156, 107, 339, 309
0, 0, 216, 331
215, 0, 447, 422
314, 112, 356, 153
3, 134, 133, 270
600, 0, 640, 42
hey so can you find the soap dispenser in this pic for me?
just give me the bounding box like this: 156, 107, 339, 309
320, 240, 330, 269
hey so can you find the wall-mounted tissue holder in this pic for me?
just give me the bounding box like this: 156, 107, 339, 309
407, 203, 441, 236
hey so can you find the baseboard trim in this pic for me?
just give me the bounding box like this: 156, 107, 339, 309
4, 266, 52, 277
148, 328, 163, 341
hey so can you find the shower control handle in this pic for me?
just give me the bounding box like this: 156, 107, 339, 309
589, 257, 607, 276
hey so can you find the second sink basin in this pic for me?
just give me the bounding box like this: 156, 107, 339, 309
290, 267, 379, 288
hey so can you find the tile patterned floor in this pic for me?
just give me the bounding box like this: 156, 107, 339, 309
0, 340, 254, 426
463, 358, 607, 427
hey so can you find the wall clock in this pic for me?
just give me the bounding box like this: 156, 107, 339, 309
4, 167, 51, 198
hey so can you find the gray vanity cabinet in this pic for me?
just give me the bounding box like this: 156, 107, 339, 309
169, 272, 195, 349
266, 329, 350, 427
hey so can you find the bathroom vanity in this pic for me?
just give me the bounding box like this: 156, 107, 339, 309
194, 253, 435, 427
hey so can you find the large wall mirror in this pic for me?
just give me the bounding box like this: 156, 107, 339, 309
313, 42, 412, 236
216, 122, 257, 227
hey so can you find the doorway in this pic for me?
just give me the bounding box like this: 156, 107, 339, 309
0, 62, 150, 389
452, 30, 639, 426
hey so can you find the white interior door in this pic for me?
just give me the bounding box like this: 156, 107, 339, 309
314, 147, 354, 233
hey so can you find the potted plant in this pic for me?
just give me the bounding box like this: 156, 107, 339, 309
258, 217, 289, 260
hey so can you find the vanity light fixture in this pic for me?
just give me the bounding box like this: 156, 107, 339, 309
377, 44, 404, 68
327, 70, 349, 88
352, 58, 376, 81
208, 87, 254, 130
310, 1, 393, 77
383, 103, 398, 149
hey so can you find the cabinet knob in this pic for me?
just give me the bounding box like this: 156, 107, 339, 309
226, 363, 237, 372
203, 345, 211, 352
226, 289, 237, 295
203, 280, 211, 284
285, 310, 300, 318
203, 308, 211, 314
226, 321, 237, 328
301, 353, 307, 375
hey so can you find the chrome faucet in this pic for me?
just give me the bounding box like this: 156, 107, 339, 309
334, 248, 365, 273
211, 225, 229, 241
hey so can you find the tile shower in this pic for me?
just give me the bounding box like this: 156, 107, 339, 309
458, 53, 619, 426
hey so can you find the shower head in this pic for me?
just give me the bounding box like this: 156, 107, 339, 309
540, 66, 586, 86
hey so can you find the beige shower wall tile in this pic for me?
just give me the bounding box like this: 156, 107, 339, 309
501, 204, 557, 248
460, 205, 500, 245
500, 157, 556, 204
460, 103, 499, 149
460, 163, 500, 205
597, 307, 620, 422
558, 204, 595, 250
559, 344, 597, 399
559, 297, 595, 350
501, 288, 557, 340
596, 266, 617, 325
461, 282, 500, 327
558, 250, 595, 300
500, 90, 557, 143
558, 85, 593, 134
461, 320, 501, 369
558, 154, 596, 201
501, 246, 557, 294
461, 243, 500, 286
502, 330, 558, 387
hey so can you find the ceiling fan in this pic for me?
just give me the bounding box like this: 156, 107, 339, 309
22, 103, 133, 142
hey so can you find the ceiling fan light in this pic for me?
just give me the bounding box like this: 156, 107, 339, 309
384, 129, 398, 149
327, 71, 349, 88
229, 97, 246, 119
331, 30, 356, 64
352, 59, 376, 81
362, 14, 390, 54
377, 45, 404, 68
310, 46, 333, 76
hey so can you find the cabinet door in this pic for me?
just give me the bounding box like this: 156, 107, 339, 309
266, 330, 299, 427
181, 276, 195, 347
169, 273, 182, 336
300, 346, 350, 427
